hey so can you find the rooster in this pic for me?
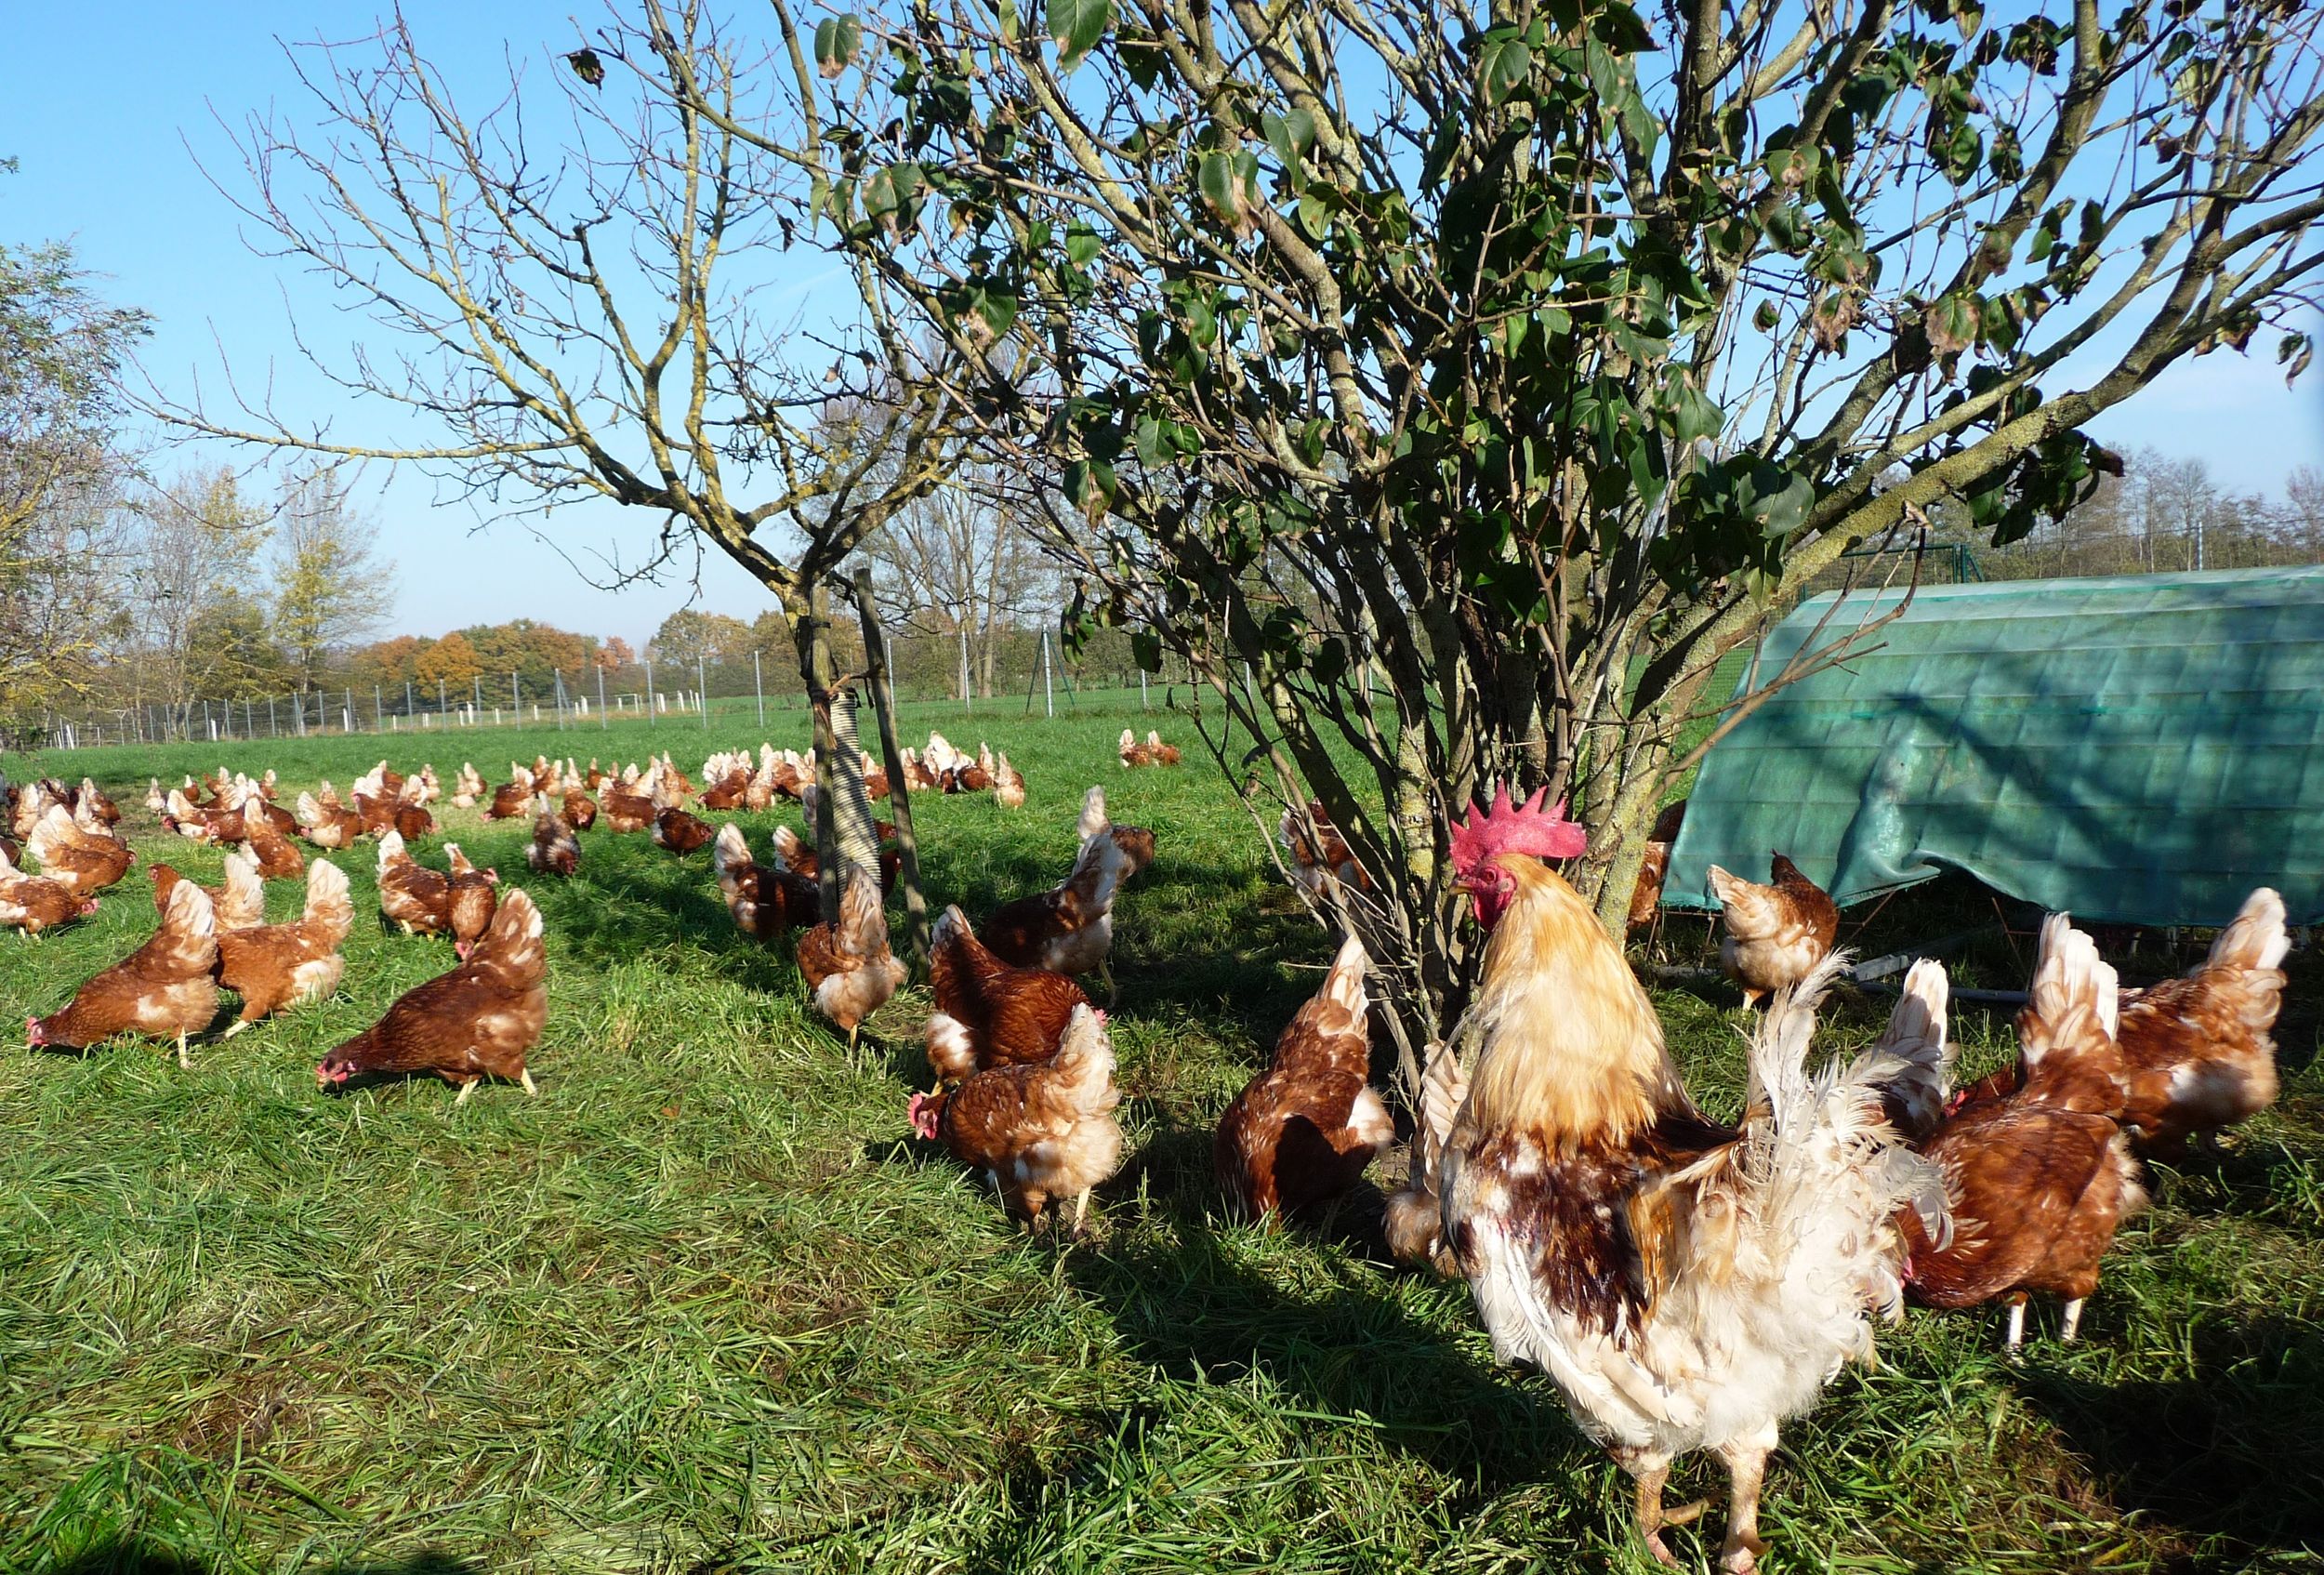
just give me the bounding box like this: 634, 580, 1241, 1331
1215, 934, 1393, 1219
925, 906, 1092, 1084
796, 867, 906, 1048
218, 857, 354, 1033
1905, 916, 2146, 1349
318, 889, 548, 1103
1437, 786, 1946, 1572
910, 1002, 1124, 1231
28, 879, 219, 1065
1707, 852, 1840, 1006
0, 844, 97, 935
979, 787, 1132, 999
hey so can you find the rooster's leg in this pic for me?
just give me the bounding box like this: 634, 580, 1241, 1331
176, 1032, 191, 1070
2004, 1292, 2027, 1353
456, 1079, 477, 1106
521, 1069, 539, 1096
2060, 1297, 2084, 1343
222, 1020, 248, 1040
1073, 1189, 1091, 1234
847, 1024, 860, 1053
1714, 1420, 1777, 1575
1616, 1451, 1698, 1568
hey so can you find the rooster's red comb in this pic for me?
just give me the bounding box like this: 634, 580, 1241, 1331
1449, 782, 1588, 876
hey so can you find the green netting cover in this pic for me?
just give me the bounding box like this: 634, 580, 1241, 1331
1664, 565, 2324, 928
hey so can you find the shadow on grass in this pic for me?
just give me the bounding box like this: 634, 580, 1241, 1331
37, 1541, 481, 1575
2012, 1311, 2324, 1553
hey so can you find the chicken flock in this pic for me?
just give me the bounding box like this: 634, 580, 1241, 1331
3, 740, 2300, 1571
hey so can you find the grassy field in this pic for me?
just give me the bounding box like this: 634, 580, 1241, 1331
2, 697, 2319, 1574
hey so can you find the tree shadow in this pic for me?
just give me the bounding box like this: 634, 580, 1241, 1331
2011, 1311, 2324, 1553
34, 1539, 482, 1575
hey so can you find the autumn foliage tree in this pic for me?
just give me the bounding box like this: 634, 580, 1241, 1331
737, 0, 2324, 1047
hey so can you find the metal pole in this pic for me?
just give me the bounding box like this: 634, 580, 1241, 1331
374, 685, 384, 731
1041, 630, 1054, 719
555, 669, 567, 731
511, 670, 521, 715
474, 675, 482, 722
405, 681, 416, 720
699, 656, 708, 731
754, 650, 764, 729
1141, 668, 1149, 709
439, 678, 447, 718
645, 659, 655, 728
596, 663, 608, 731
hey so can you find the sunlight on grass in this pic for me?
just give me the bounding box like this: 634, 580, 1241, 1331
3, 698, 2317, 1572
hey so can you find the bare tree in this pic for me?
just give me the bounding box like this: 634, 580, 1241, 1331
862, 468, 1052, 700
125, 466, 272, 730
271, 469, 393, 695
154, 1, 964, 893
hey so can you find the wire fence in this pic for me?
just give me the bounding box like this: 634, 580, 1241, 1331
21, 630, 1198, 753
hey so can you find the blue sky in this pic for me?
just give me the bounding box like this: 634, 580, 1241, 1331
7, 2, 2320, 649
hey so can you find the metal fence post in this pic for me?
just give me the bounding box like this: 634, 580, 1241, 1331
555, 668, 568, 731
596, 663, 608, 730
1041, 630, 1054, 719
754, 650, 764, 729
645, 659, 655, 728
375, 685, 384, 731
698, 656, 708, 731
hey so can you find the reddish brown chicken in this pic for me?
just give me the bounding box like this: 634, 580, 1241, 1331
317, 889, 548, 1103
980, 786, 1133, 998
796, 867, 906, 1048
1625, 799, 1687, 932
27, 879, 219, 1065
561, 787, 599, 832
242, 808, 307, 880
444, 843, 501, 959
910, 1002, 1123, 1230
713, 824, 819, 940
0, 844, 96, 934
924, 906, 1093, 1084
376, 830, 453, 937
600, 784, 655, 834
1278, 801, 1371, 897
218, 858, 353, 1030
486, 778, 534, 820
700, 769, 749, 811
771, 825, 901, 894
1215, 934, 1393, 1219
527, 803, 581, 878
295, 788, 364, 850
27, 804, 133, 895
1708, 852, 1840, 1006
164, 788, 247, 844
1906, 915, 2146, 1349
151, 856, 267, 933
652, 804, 715, 856
2119, 886, 2289, 1151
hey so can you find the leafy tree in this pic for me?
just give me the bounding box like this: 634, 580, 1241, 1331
458, 620, 598, 705
755, 0, 2324, 1047
0, 236, 148, 733
184, 589, 287, 700
595, 636, 638, 672
649, 610, 755, 668
271, 470, 393, 695
413, 629, 483, 694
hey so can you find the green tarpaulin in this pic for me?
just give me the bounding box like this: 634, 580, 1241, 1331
1664, 565, 2324, 928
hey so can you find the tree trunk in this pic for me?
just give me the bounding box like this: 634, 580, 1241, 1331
852, 566, 931, 964
791, 579, 880, 924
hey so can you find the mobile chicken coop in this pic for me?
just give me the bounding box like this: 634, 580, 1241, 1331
1663, 565, 2324, 928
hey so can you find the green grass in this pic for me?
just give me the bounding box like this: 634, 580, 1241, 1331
3, 700, 2321, 1573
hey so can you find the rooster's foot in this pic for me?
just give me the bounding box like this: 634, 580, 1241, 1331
1641, 1532, 1681, 1568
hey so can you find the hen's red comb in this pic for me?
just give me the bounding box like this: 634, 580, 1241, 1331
1449, 782, 1588, 876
